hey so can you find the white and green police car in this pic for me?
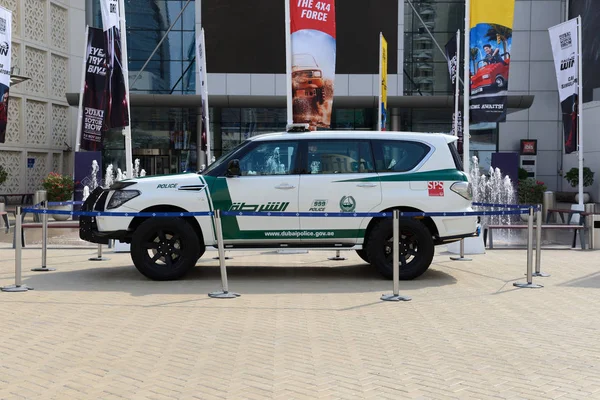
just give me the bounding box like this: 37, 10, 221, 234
80, 128, 476, 281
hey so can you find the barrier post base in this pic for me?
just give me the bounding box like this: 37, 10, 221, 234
513, 282, 543, 289
380, 293, 411, 302
89, 256, 109, 261
208, 290, 240, 299
532, 272, 551, 277
449, 256, 472, 261
31, 267, 56, 272
212, 256, 232, 260
2, 284, 34, 292
328, 250, 346, 261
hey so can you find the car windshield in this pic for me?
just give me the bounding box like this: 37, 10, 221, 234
200, 140, 249, 175
292, 53, 318, 69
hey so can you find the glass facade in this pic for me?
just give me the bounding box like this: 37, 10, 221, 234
92, 0, 198, 175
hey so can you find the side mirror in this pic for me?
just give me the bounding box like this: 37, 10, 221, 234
226, 159, 241, 177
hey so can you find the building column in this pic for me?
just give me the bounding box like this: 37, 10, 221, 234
391, 108, 401, 131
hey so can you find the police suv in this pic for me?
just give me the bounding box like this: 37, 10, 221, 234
80, 128, 476, 281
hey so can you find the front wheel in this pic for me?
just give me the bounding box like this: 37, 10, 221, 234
355, 249, 370, 263
131, 218, 201, 281
366, 217, 434, 280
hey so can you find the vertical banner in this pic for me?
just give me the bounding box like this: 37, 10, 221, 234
196, 28, 211, 162
549, 18, 579, 154
445, 32, 463, 153
290, 0, 336, 130
0, 7, 11, 144
80, 27, 108, 151
469, 0, 515, 123
74, 152, 103, 220
100, 0, 129, 129
378, 33, 388, 131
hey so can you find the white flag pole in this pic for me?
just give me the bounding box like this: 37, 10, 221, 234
463, 0, 470, 176
118, 0, 133, 179
378, 32, 383, 131
198, 29, 212, 164
454, 29, 460, 139
284, 0, 293, 126
75, 25, 89, 153
577, 15, 583, 207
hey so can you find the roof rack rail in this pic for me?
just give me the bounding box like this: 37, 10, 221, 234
286, 123, 310, 133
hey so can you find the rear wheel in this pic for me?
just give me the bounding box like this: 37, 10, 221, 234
495, 76, 505, 88
131, 218, 200, 281
366, 218, 434, 280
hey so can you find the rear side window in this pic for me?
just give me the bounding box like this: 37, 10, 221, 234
305, 140, 375, 174
372, 140, 430, 172
448, 142, 463, 170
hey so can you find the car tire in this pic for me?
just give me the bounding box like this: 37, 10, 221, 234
495, 76, 505, 88
131, 218, 201, 281
355, 249, 370, 263
366, 217, 434, 280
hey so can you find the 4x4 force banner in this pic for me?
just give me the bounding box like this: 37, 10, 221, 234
549, 19, 579, 154
79, 27, 108, 151
469, 0, 515, 123
0, 7, 11, 144
290, 0, 336, 130
100, 0, 129, 130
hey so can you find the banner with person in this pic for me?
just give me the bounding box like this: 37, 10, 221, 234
549, 18, 579, 154
289, 0, 336, 130
469, 0, 515, 123
378, 33, 387, 131
100, 0, 129, 129
79, 27, 109, 151
0, 7, 12, 144
196, 28, 211, 162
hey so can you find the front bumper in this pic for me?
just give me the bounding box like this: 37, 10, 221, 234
79, 187, 129, 244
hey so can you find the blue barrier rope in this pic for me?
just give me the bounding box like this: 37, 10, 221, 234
22, 207, 530, 218
47, 201, 84, 206
473, 202, 540, 210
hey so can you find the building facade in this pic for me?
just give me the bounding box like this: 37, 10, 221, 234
0, 0, 84, 195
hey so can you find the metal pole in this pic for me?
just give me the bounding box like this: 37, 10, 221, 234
209, 210, 239, 298
454, 29, 461, 137
450, 238, 473, 261
463, 0, 470, 176
118, 0, 134, 179
75, 25, 89, 152
533, 205, 550, 277
89, 242, 109, 261
2, 207, 33, 292
381, 210, 411, 301
284, 0, 293, 126
514, 207, 543, 288
31, 201, 56, 272
328, 249, 347, 261
577, 15, 584, 208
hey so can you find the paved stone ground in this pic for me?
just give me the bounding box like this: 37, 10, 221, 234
1, 241, 600, 400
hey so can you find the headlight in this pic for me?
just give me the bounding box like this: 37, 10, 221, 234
107, 190, 140, 209
450, 182, 472, 200
482, 74, 490, 79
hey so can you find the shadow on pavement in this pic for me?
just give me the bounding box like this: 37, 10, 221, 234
559, 271, 600, 288
21, 262, 458, 296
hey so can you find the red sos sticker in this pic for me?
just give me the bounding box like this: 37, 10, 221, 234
428, 181, 444, 196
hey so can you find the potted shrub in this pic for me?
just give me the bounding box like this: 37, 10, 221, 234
564, 167, 594, 203
517, 178, 547, 221
41, 172, 75, 220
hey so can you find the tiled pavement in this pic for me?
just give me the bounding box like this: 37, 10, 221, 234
1, 244, 600, 400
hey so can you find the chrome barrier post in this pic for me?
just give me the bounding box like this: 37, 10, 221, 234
514, 206, 543, 289
89, 243, 109, 261
381, 210, 411, 301
2, 207, 34, 292
533, 205, 550, 277
209, 210, 239, 299
449, 238, 472, 261
31, 201, 56, 272
328, 249, 347, 261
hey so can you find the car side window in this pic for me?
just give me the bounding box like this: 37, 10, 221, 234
305, 140, 375, 174
373, 140, 431, 172
238, 141, 298, 176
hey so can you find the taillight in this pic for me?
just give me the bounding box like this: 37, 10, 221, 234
450, 182, 472, 200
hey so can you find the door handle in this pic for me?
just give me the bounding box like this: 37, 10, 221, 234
356, 183, 377, 188
275, 184, 296, 190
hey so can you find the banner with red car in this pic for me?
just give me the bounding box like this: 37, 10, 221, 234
469, 0, 515, 123
290, 0, 336, 130
100, 0, 129, 130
